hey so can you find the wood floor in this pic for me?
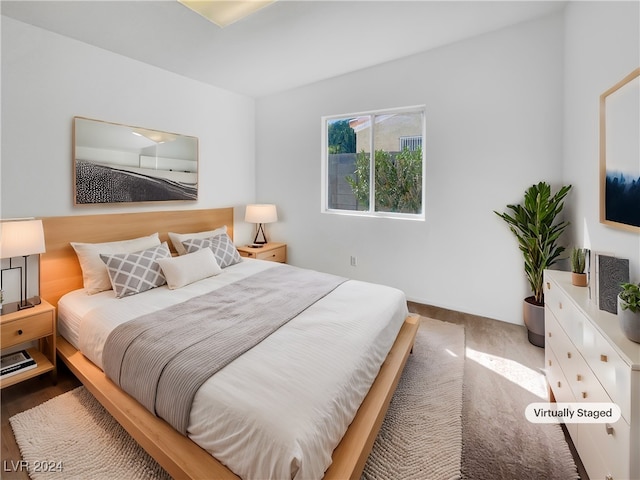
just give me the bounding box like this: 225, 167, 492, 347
1, 303, 589, 480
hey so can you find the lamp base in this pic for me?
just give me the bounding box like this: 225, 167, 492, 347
5, 296, 41, 313
252, 223, 269, 245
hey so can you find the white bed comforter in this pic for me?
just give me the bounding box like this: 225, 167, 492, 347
57, 259, 408, 480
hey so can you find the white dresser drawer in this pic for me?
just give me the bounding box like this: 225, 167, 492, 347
545, 346, 578, 441
546, 308, 585, 399
546, 343, 576, 402
583, 419, 631, 480
578, 425, 615, 480
545, 279, 584, 349
582, 320, 631, 422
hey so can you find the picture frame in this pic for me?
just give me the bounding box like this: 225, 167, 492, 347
73, 117, 198, 205
599, 68, 640, 232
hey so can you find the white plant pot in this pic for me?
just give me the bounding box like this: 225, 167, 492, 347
618, 295, 640, 344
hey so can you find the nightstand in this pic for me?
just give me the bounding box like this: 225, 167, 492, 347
237, 242, 287, 263
1, 300, 56, 389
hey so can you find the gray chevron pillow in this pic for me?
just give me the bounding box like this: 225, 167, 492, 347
100, 242, 170, 298
182, 233, 241, 269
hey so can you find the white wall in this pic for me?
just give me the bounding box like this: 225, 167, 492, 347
6, 4, 634, 324
1, 16, 256, 243
256, 12, 565, 325
563, 1, 640, 284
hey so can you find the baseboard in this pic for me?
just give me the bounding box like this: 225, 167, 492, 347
407, 301, 521, 329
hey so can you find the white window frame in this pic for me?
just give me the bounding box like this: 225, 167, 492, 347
321, 105, 426, 221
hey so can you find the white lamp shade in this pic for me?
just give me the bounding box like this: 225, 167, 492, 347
245, 204, 278, 224
0, 219, 46, 258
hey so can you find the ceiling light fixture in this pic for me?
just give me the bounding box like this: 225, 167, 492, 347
178, 0, 276, 28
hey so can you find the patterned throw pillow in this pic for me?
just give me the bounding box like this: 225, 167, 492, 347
71, 232, 161, 294
168, 225, 227, 256
100, 243, 170, 298
181, 233, 242, 269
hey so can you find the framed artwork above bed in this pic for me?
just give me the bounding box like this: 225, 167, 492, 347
73, 117, 199, 205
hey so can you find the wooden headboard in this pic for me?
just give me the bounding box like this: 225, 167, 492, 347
40, 208, 234, 308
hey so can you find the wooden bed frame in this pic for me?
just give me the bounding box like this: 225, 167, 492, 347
40, 207, 419, 480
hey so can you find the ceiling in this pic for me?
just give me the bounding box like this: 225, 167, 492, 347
1, 1, 567, 98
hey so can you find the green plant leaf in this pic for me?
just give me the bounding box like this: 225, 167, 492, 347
495, 182, 572, 304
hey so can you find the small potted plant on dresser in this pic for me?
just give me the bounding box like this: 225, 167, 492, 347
618, 282, 640, 343
570, 247, 587, 286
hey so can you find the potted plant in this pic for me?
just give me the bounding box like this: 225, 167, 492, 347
570, 247, 587, 287
618, 282, 640, 343
494, 182, 572, 347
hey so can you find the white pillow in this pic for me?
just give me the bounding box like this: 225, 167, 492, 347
168, 226, 227, 256
157, 248, 222, 289
71, 233, 161, 294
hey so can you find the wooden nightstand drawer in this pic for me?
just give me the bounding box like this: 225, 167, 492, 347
1, 300, 57, 388
237, 243, 287, 263
255, 247, 286, 263
1, 310, 53, 349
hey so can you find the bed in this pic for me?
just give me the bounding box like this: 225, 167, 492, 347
40, 208, 419, 480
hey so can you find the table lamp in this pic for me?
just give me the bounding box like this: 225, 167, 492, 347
245, 204, 277, 246
0, 219, 46, 309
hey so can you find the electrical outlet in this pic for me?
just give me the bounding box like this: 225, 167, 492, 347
350, 256, 357, 267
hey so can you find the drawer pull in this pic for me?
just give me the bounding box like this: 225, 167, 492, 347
605, 475, 614, 480
576, 374, 582, 381
600, 354, 608, 363
17, 329, 23, 335
557, 381, 561, 388
605, 424, 614, 436
546, 282, 551, 290
548, 360, 552, 367
548, 332, 552, 338
581, 391, 587, 399
559, 302, 563, 309
567, 352, 572, 359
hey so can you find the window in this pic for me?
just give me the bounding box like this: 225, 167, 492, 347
400, 136, 422, 152
322, 106, 425, 219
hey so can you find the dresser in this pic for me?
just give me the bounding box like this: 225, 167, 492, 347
544, 270, 640, 480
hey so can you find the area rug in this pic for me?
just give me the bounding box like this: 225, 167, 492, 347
10, 317, 464, 480
9, 386, 171, 480
461, 330, 579, 480
362, 317, 464, 480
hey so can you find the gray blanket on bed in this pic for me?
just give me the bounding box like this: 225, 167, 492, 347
102, 264, 347, 434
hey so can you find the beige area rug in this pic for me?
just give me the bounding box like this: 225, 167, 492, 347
10, 317, 464, 480
362, 317, 464, 480
461, 333, 579, 480
9, 386, 171, 480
